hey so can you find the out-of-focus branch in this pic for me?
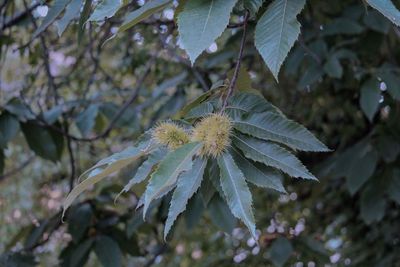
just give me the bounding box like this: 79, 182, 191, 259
0, 156, 34, 183
1, 1, 42, 31
29, 56, 156, 142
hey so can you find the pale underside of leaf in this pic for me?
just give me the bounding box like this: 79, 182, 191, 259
88, 0, 122, 22
366, 0, 400, 26
63, 147, 144, 218
255, 0, 306, 80
32, 0, 72, 40
232, 112, 329, 152
118, 0, 172, 32
143, 142, 202, 218
233, 134, 316, 180
56, 0, 82, 36
78, 143, 151, 183
164, 157, 207, 239
218, 152, 257, 240
177, 0, 238, 64
115, 147, 167, 202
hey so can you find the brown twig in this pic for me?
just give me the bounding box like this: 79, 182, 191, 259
221, 10, 250, 111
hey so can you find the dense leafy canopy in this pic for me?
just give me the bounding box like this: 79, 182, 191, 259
1, 0, 400, 266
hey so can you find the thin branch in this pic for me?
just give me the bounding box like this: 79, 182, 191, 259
0, 1, 43, 31
191, 67, 209, 92
0, 156, 34, 183
65, 121, 76, 192
29, 56, 155, 142
221, 10, 250, 111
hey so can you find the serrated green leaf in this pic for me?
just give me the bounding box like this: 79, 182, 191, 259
32, 0, 72, 39
118, 0, 171, 32
177, 0, 237, 64
230, 147, 286, 193
232, 112, 329, 152
360, 78, 381, 122
226, 93, 283, 116
255, 0, 306, 80
217, 152, 256, 239
63, 147, 144, 216
233, 134, 316, 180
82, 138, 151, 181
117, 147, 167, 199
56, 0, 82, 36
94, 236, 122, 267
164, 157, 206, 239
366, 0, 400, 27
143, 142, 201, 218
185, 102, 214, 119
88, 0, 122, 22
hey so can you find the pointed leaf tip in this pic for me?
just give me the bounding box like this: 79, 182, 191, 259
255, 0, 306, 80
217, 152, 257, 239
164, 158, 206, 240
142, 142, 201, 218
177, 0, 237, 64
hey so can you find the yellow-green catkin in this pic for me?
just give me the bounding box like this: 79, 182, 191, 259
152, 122, 190, 150
191, 113, 232, 157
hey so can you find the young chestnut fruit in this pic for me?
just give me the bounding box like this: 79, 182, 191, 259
191, 113, 232, 158
152, 122, 190, 150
